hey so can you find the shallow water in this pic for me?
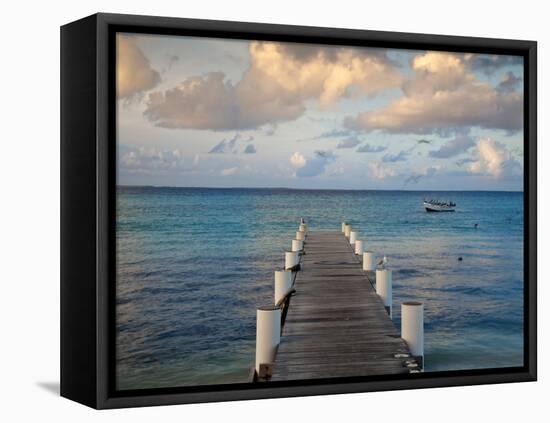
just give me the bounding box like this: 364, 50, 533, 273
116, 187, 524, 390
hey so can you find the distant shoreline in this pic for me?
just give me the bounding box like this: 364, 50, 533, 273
116, 184, 523, 194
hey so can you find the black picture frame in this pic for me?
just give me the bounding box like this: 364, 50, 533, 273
60, 12, 537, 409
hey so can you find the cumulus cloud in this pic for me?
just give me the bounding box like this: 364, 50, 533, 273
356, 143, 387, 153
290, 150, 336, 177
117, 36, 161, 99
249, 43, 403, 106
367, 161, 396, 180
345, 51, 523, 134
429, 134, 475, 158
466, 138, 522, 177
290, 152, 307, 168
144, 42, 403, 130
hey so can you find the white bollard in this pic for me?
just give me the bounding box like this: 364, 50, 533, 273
349, 231, 357, 245
344, 224, 351, 238
299, 223, 307, 233
401, 301, 424, 363
255, 306, 281, 373
376, 269, 393, 318
291, 239, 303, 252
274, 270, 293, 305
285, 251, 299, 270
355, 240, 364, 255
296, 230, 305, 241
363, 251, 376, 271
341, 222, 347, 233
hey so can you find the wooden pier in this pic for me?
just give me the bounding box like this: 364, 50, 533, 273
267, 230, 420, 381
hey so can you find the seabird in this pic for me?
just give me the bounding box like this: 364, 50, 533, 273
377, 256, 388, 269
300, 217, 305, 224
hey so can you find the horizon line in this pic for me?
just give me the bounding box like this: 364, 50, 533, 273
116, 184, 524, 193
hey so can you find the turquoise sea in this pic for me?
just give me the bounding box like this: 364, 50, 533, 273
116, 187, 524, 390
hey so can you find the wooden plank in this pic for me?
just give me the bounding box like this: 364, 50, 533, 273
270, 230, 415, 382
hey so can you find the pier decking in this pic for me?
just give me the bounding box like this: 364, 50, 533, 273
270, 231, 416, 381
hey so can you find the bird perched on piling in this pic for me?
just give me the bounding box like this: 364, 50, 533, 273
300, 217, 305, 224
378, 256, 388, 269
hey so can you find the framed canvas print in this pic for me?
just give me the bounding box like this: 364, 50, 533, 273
60, 13, 537, 409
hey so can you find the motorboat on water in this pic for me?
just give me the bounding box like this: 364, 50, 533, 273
423, 199, 456, 212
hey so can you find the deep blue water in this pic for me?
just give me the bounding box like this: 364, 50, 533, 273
116, 187, 524, 390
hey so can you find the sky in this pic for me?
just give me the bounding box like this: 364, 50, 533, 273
116, 33, 524, 191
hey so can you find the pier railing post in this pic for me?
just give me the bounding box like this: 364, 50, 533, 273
296, 230, 304, 241
285, 251, 299, 270
355, 240, 364, 255
274, 270, 293, 305
376, 269, 393, 318
255, 306, 281, 378
341, 222, 347, 233
299, 223, 307, 233
291, 239, 304, 252
363, 251, 376, 271
344, 224, 351, 238
349, 231, 357, 246
401, 301, 424, 367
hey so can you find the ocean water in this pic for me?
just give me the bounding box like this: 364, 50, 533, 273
116, 187, 524, 390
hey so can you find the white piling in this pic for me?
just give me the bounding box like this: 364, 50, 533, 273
299, 223, 307, 233
291, 239, 304, 252
296, 230, 305, 241
344, 224, 351, 238
355, 240, 364, 255
376, 269, 393, 318
341, 222, 347, 233
349, 231, 357, 245
401, 301, 424, 363
363, 251, 376, 271
284, 251, 299, 270
274, 270, 293, 305
255, 306, 281, 373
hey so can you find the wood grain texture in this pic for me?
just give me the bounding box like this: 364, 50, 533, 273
270, 231, 413, 381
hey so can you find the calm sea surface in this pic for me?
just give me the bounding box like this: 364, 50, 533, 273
116, 187, 524, 390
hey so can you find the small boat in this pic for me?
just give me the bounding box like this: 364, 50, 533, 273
423, 199, 456, 212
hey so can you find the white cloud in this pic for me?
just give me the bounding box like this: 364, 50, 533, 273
368, 161, 396, 180
221, 167, 238, 176
117, 36, 161, 99
290, 152, 307, 168
144, 42, 402, 130
346, 51, 523, 134
290, 151, 336, 177
467, 138, 521, 177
